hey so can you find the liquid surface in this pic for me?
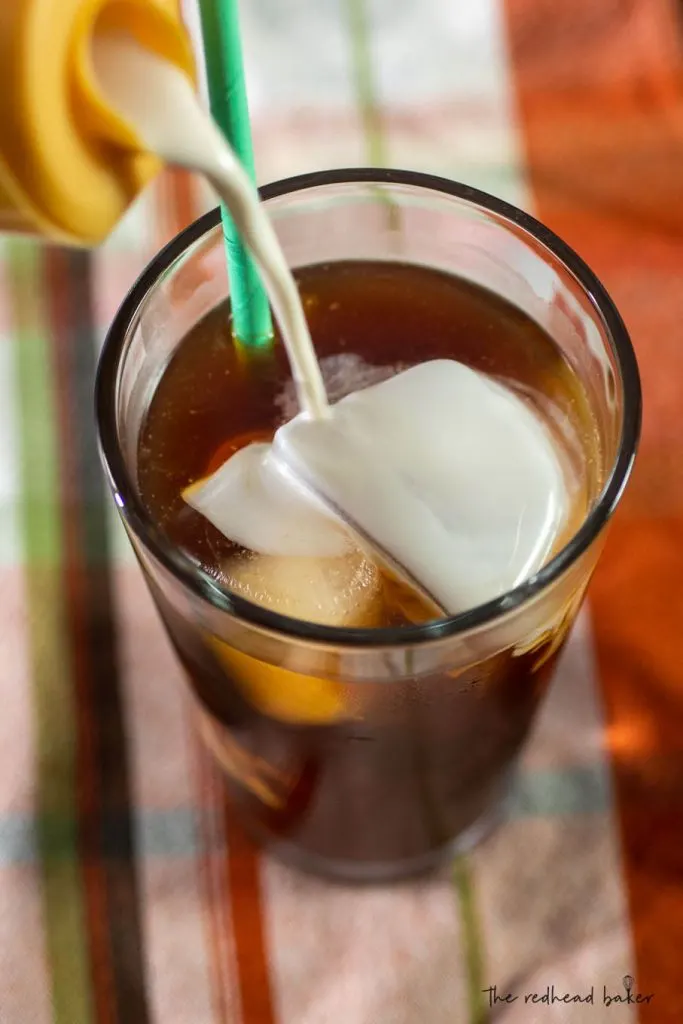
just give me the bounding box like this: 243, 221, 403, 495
139, 261, 600, 627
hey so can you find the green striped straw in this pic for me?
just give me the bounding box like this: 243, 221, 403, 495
197, 0, 273, 347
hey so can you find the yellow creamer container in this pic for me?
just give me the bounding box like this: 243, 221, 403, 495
0, 0, 195, 245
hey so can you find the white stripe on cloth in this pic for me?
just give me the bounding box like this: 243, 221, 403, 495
0, 568, 51, 1024
361, 0, 530, 206
0, 867, 52, 1024
263, 860, 470, 1024
113, 566, 221, 1024
0, 250, 21, 564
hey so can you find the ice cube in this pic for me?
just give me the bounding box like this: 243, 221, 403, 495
184, 442, 350, 557
223, 549, 384, 628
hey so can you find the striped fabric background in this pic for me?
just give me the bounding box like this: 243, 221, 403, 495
1, 0, 681, 1021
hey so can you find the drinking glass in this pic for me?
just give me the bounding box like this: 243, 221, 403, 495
96, 169, 640, 882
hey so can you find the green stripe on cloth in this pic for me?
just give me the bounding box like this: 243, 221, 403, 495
344, 0, 387, 166
7, 239, 94, 1024
453, 856, 488, 1024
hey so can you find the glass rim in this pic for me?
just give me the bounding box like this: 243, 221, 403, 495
96, 167, 641, 649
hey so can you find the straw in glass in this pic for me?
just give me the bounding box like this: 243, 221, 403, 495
197, 0, 273, 347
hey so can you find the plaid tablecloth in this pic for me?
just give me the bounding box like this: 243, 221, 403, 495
1, 1, 682, 1021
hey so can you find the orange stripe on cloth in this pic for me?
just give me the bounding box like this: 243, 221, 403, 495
222, 798, 277, 1024
193, 745, 240, 1024
505, 0, 683, 1019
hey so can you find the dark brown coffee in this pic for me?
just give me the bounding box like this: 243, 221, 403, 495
137, 260, 598, 877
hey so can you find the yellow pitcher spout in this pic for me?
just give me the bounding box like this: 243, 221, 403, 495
0, 0, 195, 245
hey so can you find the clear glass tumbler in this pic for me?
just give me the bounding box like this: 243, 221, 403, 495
96, 170, 640, 882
